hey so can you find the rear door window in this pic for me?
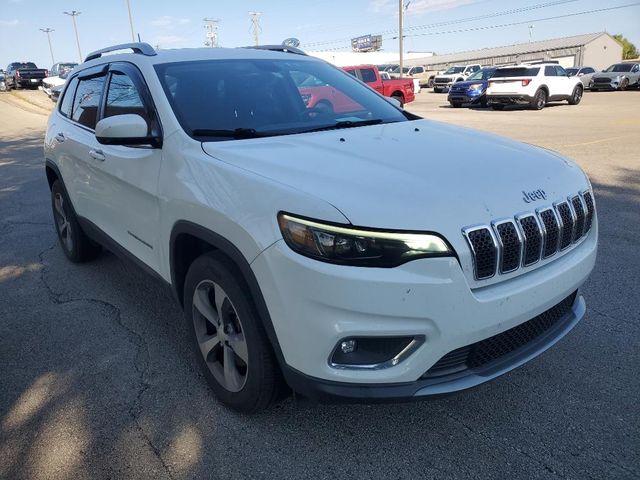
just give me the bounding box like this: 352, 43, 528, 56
360, 68, 377, 83
544, 66, 557, 76
72, 74, 107, 129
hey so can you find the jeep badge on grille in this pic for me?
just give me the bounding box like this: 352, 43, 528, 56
522, 189, 547, 203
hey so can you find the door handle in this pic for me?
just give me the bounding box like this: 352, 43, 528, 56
54, 133, 65, 143
89, 149, 105, 162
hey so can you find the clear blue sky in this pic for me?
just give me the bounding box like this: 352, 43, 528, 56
1, 0, 639, 68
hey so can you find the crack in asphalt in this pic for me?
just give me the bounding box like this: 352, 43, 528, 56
444, 411, 568, 479
36, 242, 175, 480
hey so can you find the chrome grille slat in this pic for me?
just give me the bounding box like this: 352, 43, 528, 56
537, 208, 560, 258
464, 190, 595, 281
492, 220, 523, 274
463, 226, 498, 280
517, 214, 543, 266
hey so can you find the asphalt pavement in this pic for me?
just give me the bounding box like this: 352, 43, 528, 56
0, 90, 638, 480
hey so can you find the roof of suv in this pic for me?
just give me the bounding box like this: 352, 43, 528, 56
80, 45, 317, 71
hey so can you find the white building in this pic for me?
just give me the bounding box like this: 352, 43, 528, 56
308, 50, 433, 67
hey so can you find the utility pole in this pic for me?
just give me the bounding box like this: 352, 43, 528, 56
40, 28, 55, 64
64, 11, 83, 62
125, 0, 136, 42
203, 18, 220, 47
399, 0, 404, 78
528, 24, 534, 43
248, 12, 262, 46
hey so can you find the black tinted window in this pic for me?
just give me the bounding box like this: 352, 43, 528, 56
59, 77, 78, 117
545, 66, 557, 76
72, 75, 106, 129
360, 68, 377, 83
494, 67, 540, 77
555, 66, 567, 76
105, 72, 149, 129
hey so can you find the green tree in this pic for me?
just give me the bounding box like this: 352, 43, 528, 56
613, 34, 639, 60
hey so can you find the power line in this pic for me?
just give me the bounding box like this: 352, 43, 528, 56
302, 0, 580, 48
40, 28, 55, 64
63, 11, 82, 62
248, 11, 262, 46
388, 3, 640, 40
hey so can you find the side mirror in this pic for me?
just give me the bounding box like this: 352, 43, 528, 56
385, 96, 402, 109
95, 114, 160, 147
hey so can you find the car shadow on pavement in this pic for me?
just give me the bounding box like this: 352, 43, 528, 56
1, 131, 639, 479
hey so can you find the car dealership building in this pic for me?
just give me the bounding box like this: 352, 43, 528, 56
407, 32, 623, 71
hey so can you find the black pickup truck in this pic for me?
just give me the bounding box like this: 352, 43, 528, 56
5, 62, 48, 89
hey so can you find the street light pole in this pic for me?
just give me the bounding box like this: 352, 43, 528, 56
64, 11, 83, 62
125, 0, 136, 42
40, 28, 55, 65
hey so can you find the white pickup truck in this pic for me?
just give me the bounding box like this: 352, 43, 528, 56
433, 64, 482, 92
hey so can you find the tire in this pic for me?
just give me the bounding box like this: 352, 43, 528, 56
491, 104, 505, 111
530, 89, 547, 110
184, 252, 284, 412
619, 78, 629, 91
314, 100, 334, 114
433, 87, 440, 93
391, 94, 404, 107
480, 96, 488, 108
427, 78, 435, 88
568, 85, 583, 105
51, 180, 102, 263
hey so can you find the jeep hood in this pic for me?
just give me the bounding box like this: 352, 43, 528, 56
202, 119, 588, 235
451, 80, 485, 88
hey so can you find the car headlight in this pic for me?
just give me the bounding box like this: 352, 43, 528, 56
469, 84, 483, 91
277, 213, 453, 267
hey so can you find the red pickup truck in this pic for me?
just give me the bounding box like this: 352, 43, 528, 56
343, 64, 415, 106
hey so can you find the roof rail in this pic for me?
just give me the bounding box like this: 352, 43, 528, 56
85, 42, 157, 62
243, 45, 307, 56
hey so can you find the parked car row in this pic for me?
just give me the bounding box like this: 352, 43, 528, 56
442, 61, 639, 110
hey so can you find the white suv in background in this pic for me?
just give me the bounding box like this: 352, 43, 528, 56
44, 43, 597, 412
486, 63, 584, 110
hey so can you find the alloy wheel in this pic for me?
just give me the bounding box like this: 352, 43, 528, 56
192, 279, 248, 392
53, 193, 73, 252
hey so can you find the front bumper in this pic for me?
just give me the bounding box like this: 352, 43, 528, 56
251, 224, 596, 396
590, 79, 618, 89
283, 293, 585, 402
487, 94, 534, 105
448, 91, 483, 104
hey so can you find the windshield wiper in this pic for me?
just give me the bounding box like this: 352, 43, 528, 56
301, 118, 385, 134
191, 128, 266, 139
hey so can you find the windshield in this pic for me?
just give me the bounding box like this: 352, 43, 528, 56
604, 63, 633, 73
443, 67, 465, 74
155, 58, 410, 141
467, 69, 495, 81
566, 68, 579, 76
14, 62, 37, 69
390, 66, 410, 74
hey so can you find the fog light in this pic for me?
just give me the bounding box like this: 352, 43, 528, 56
340, 339, 357, 354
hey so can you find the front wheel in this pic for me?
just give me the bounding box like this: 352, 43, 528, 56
51, 180, 102, 263
530, 89, 547, 110
427, 78, 435, 88
619, 78, 629, 91
184, 252, 284, 412
568, 85, 583, 105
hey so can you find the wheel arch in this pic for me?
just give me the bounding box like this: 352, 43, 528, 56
391, 90, 404, 100
45, 159, 61, 190
538, 84, 550, 95
169, 220, 287, 366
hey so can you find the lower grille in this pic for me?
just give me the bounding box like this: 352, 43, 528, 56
593, 77, 611, 84
435, 78, 450, 84
423, 291, 578, 378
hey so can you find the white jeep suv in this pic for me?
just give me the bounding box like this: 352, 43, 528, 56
44, 43, 597, 412
486, 63, 584, 110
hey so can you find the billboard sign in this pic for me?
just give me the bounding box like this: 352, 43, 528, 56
351, 34, 383, 52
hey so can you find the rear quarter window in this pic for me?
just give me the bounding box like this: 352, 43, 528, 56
59, 77, 79, 118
